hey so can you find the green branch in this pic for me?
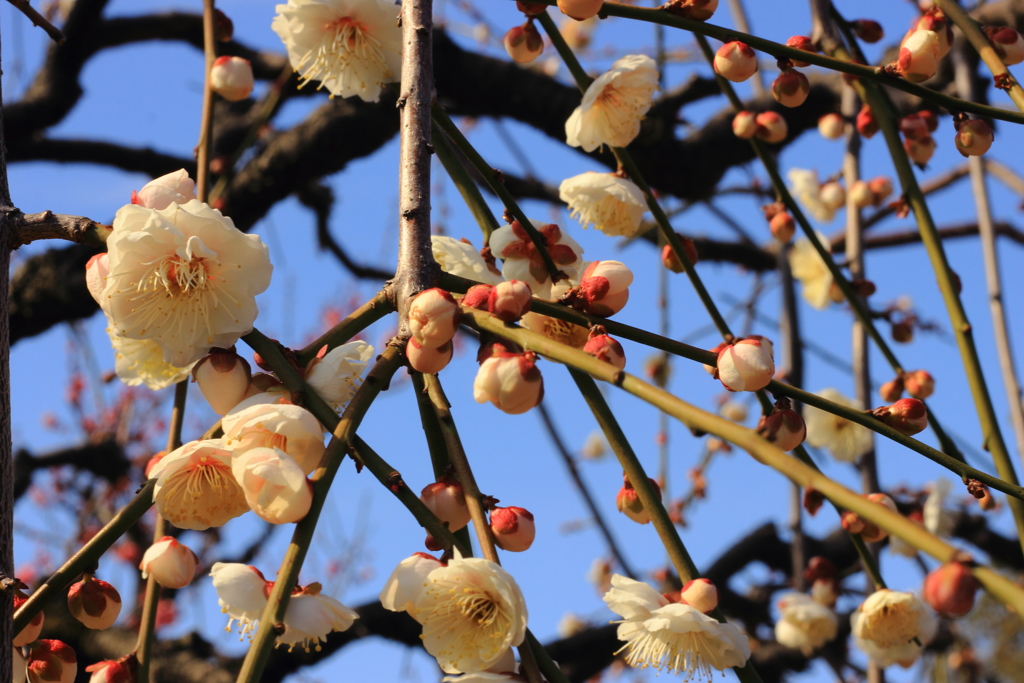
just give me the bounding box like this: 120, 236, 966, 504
295, 290, 393, 366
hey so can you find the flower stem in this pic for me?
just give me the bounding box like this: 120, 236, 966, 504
134, 516, 165, 683
294, 290, 393, 366
432, 120, 500, 241
195, 0, 217, 202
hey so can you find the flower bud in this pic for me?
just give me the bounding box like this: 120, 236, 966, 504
504, 21, 543, 64
579, 260, 633, 317
755, 111, 788, 143
811, 578, 838, 607
85, 253, 110, 305
27, 641, 76, 683
785, 36, 817, 67
923, 562, 978, 617
489, 280, 533, 322
849, 180, 874, 209
232, 447, 314, 524
954, 118, 994, 157
714, 336, 774, 392
819, 181, 845, 211
420, 478, 472, 532
714, 41, 758, 82
898, 30, 940, 83
67, 576, 122, 630
409, 288, 460, 348
661, 235, 698, 273
880, 376, 904, 402
407, 338, 453, 374
461, 284, 494, 311
130, 169, 196, 210
986, 26, 1024, 65
901, 110, 939, 140
490, 506, 536, 552
817, 113, 844, 140
473, 351, 544, 415
917, 8, 954, 58
679, 578, 718, 614
856, 103, 878, 138
892, 320, 915, 343
140, 536, 198, 589
732, 110, 757, 139
669, 0, 718, 21
210, 56, 254, 102
804, 556, 836, 582
85, 653, 138, 683
852, 19, 884, 44
904, 135, 937, 165
903, 370, 935, 399
772, 68, 810, 107
874, 398, 928, 436
616, 476, 660, 524
840, 493, 898, 543
193, 347, 252, 415
757, 402, 806, 451
13, 595, 44, 647
557, 0, 602, 21
868, 177, 893, 204
584, 333, 626, 370
770, 212, 795, 243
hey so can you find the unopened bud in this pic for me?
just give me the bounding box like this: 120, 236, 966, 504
584, 333, 626, 370
901, 110, 939, 140
757, 401, 806, 451
852, 19, 883, 44
770, 212, 795, 243
409, 288, 461, 349
27, 641, 77, 683
679, 578, 718, 613
923, 562, 979, 617
661, 234, 698, 273
856, 103, 878, 138
517, 1, 548, 15
213, 9, 233, 42
490, 506, 536, 552
714, 336, 775, 392
851, 278, 876, 298
868, 177, 893, 204
811, 578, 838, 607
85, 653, 138, 683
489, 280, 533, 322
954, 118, 994, 157
407, 338, 454, 375
461, 284, 494, 311
904, 135, 937, 166
668, 0, 718, 22
903, 370, 935, 399
473, 351, 544, 414
849, 180, 874, 209
897, 30, 940, 83
193, 347, 252, 415
917, 8, 954, 58
732, 111, 758, 139
557, 0, 602, 21
616, 476, 660, 524
892, 320, 914, 343
772, 68, 810, 108
420, 479, 472, 532
817, 113, 844, 140
804, 556, 836, 582
755, 111, 788, 143
210, 56, 254, 102
579, 260, 633, 317
985, 26, 1024, 65
880, 376, 905, 402
140, 536, 198, 589
841, 493, 899, 543
13, 595, 44, 646
67, 576, 121, 630
785, 36, 817, 67
714, 41, 758, 82
819, 182, 846, 211
504, 21, 543, 64
874, 398, 928, 436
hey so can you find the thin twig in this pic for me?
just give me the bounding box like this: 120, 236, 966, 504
295, 290, 393, 366
5, 0, 64, 44
195, 0, 217, 202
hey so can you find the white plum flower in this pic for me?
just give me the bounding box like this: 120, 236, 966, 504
231, 447, 313, 525
559, 172, 647, 238
272, 0, 402, 103
789, 235, 834, 310
774, 592, 838, 655
211, 562, 270, 638
489, 219, 583, 299
566, 54, 659, 152
851, 589, 938, 668
304, 340, 375, 410
131, 169, 196, 210
149, 439, 249, 530
431, 236, 504, 285
803, 388, 873, 463
279, 583, 359, 652
222, 398, 326, 475
140, 536, 198, 589
107, 328, 192, 390
788, 168, 839, 223
379, 553, 445, 618
603, 574, 750, 677
102, 200, 273, 367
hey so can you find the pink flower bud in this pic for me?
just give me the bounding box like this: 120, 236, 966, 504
714, 336, 775, 392
193, 347, 252, 415
954, 118, 994, 157
811, 577, 838, 607
817, 113, 844, 140
732, 110, 758, 139
490, 506, 536, 552
668, 0, 718, 21
557, 0, 602, 21
917, 8, 954, 58
903, 370, 935, 399
875, 398, 928, 436
923, 562, 978, 617
679, 578, 718, 613
461, 284, 494, 311
420, 479, 472, 532
849, 180, 874, 209
852, 19, 884, 44
13, 595, 44, 647
819, 181, 845, 211
841, 493, 898, 543
130, 169, 196, 210
770, 212, 795, 243
409, 288, 460, 348
714, 41, 758, 82
616, 476, 660, 524
856, 103, 878, 138
898, 30, 940, 83
85, 653, 138, 683
67, 577, 121, 630
489, 280, 533, 322
772, 68, 810, 107
755, 111, 788, 143
869, 177, 893, 204
901, 111, 938, 140
85, 253, 110, 305
880, 376, 904, 402
210, 56, 254, 102
473, 351, 544, 415
757, 403, 806, 451
27, 641, 77, 683
986, 26, 1024, 65
407, 338, 453, 374
904, 135, 937, 165
504, 21, 543, 64
661, 234, 699, 273
579, 260, 633, 316
584, 334, 626, 370
785, 36, 817, 67
140, 536, 198, 589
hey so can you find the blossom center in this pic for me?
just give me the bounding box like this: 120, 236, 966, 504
295, 17, 389, 96
421, 575, 512, 666
160, 457, 241, 528
617, 629, 714, 681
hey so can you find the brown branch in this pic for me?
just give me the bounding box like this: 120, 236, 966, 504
5, 0, 65, 44
832, 221, 1024, 252
8, 210, 110, 247
13, 440, 129, 501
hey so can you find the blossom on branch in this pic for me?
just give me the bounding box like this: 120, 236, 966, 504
107, 328, 193, 391
559, 172, 647, 238
489, 220, 583, 299
222, 397, 326, 475
279, 583, 359, 652
431, 236, 504, 285
851, 589, 937, 668
131, 169, 196, 210
304, 340, 375, 410
140, 536, 199, 589
474, 350, 544, 415
232, 446, 314, 524
211, 563, 270, 639
149, 439, 249, 530
773, 592, 838, 655
788, 234, 834, 310
803, 388, 873, 462
565, 55, 659, 152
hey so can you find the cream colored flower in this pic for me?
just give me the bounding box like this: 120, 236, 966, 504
272, 0, 402, 102
211, 562, 270, 639
107, 328, 192, 390
851, 589, 937, 668
304, 340, 374, 410
774, 592, 838, 655
131, 169, 196, 210
431, 236, 504, 285
222, 397, 326, 475
103, 200, 272, 367
603, 574, 750, 677
149, 439, 249, 530
803, 388, 873, 462
559, 172, 647, 237
379, 552, 444, 618
566, 55, 659, 152
789, 235, 834, 310
788, 168, 839, 223
279, 584, 358, 652
231, 447, 313, 525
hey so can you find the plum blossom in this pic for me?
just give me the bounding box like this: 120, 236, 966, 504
565, 55, 659, 152
803, 388, 873, 462
431, 236, 504, 285
14, 595, 44, 647
490, 506, 536, 552
714, 337, 774, 392
232, 447, 313, 524
489, 220, 583, 299
379, 553, 444, 617
851, 590, 937, 668
788, 235, 834, 310
304, 340, 375, 410
107, 328, 193, 391
774, 593, 838, 655
140, 536, 199, 589
788, 169, 841, 223
211, 563, 270, 639
102, 200, 272, 367
603, 574, 750, 677
210, 56, 254, 101
474, 351, 544, 415
222, 399, 326, 475
279, 583, 359, 652
26, 641, 77, 683
149, 439, 249, 530
84, 654, 137, 683
559, 172, 647, 238
408, 338, 454, 374
67, 576, 122, 630
131, 169, 196, 210
272, 0, 402, 102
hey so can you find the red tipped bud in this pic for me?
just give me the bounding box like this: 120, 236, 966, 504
473, 351, 544, 414
407, 338, 453, 374
892, 320, 914, 343
904, 135, 937, 166
27, 640, 77, 683
985, 25, 1024, 65
420, 479, 472, 532
757, 401, 806, 451
516, 1, 548, 15
874, 398, 928, 436
193, 347, 251, 415
661, 234, 698, 273
923, 562, 979, 617
409, 288, 460, 349
897, 30, 940, 83
903, 370, 935, 399
772, 68, 810, 108
901, 111, 938, 140
880, 376, 905, 402
714, 336, 775, 392
804, 556, 836, 582
557, 0, 602, 21
584, 333, 626, 370
489, 280, 533, 322
817, 113, 844, 140
679, 578, 718, 613
667, 0, 718, 22
13, 595, 44, 646
852, 19, 883, 44
490, 506, 536, 552
85, 653, 138, 683
140, 537, 198, 589
67, 576, 122, 630
210, 56, 254, 102
954, 118, 994, 157
714, 41, 758, 82
461, 284, 494, 311
616, 475, 660, 524
868, 176, 893, 204
849, 180, 874, 209
856, 103, 878, 138
769, 212, 795, 243
916, 8, 954, 58
504, 21, 544, 64
732, 111, 757, 139
579, 260, 633, 316
755, 111, 788, 143
785, 36, 817, 67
